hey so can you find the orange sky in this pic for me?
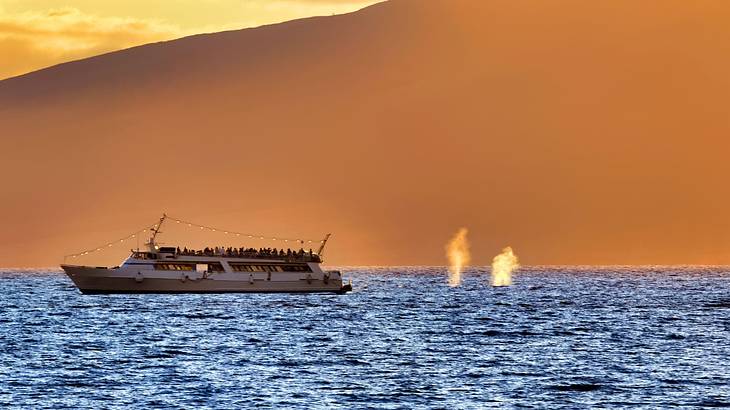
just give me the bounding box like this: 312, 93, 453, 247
0, 0, 379, 79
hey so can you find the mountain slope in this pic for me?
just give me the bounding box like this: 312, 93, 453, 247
2, 0, 730, 266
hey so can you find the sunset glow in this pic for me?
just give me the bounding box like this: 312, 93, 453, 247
2, 0, 730, 267
0, 0, 379, 79
1, 2, 728, 407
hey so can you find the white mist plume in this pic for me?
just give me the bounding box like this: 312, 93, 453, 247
446, 228, 471, 287
491, 246, 519, 287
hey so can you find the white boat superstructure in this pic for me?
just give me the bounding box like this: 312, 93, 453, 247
61, 214, 351, 294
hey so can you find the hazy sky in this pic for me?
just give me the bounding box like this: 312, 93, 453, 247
1, 0, 729, 267
0, 0, 379, 79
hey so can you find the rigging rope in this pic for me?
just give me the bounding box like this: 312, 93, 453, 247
63, 215, 325, 261
63, 222, 157, 260
166, 215, 324, 245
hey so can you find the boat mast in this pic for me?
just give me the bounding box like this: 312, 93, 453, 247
147, 213, 167, 252
317, 233, 332, 257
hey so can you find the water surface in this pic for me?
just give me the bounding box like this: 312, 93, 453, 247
1, 266, 729, 408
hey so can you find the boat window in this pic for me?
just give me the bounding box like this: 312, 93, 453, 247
228, 264, 311, 272
208, 263, 225, 273
283, 265, 311, 272
229, 264, 269, 272
133, 252, 153, 260
154, 263, 194, 271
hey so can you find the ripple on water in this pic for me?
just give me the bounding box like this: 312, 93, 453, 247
0, 267, 729, 408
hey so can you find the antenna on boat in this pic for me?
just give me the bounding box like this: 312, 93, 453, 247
317, 233, 332, 257
146, 213, 167, 252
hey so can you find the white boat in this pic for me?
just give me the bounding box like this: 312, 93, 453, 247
61, 215, 351, 294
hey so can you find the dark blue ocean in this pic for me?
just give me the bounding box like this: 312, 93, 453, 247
1, 267, 729, 409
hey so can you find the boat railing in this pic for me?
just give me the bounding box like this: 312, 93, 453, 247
169, 251, 321, 263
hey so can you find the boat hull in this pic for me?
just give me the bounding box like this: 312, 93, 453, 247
61, 265, 349, 294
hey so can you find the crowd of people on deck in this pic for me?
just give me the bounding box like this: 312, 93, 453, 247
176, 246, 318, 261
